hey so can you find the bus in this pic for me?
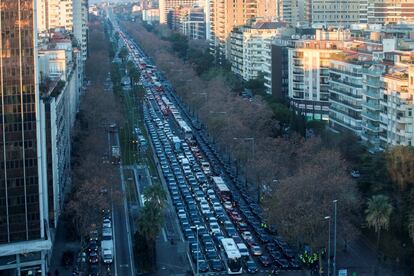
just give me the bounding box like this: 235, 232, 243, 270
221, 238, 243, 274
177, 119, 192, 139
213, 177, 232, 201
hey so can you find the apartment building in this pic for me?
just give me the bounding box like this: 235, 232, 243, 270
143, 8, 161, 24
278, 0, 311, 27
168, 5, 205, 39
361, 63, 385, 151
37, 0, 74, 31
181, 6, 206, 40
229, 22, 284, 92
0, 1, 52, 275
328, 53, 364, 135
271, 37, 294, 100
38, 34, 82, 229
380, 67, 414, 148
287, 29, 349, 120
73, 0, 89, 62
158, 0, 198, 24
311, 0, 363, 28
209, 0, 277, 60
368, 0, 414, 25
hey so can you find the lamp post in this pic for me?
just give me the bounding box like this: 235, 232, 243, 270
233, 137, 256, 199
333, 199, 338, 276
325, 216, 331, 276
191, 226, 200, 276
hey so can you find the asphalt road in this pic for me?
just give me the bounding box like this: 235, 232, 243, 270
113, 165, 134, 276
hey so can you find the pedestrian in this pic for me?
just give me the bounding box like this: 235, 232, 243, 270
55, 269, 59, 276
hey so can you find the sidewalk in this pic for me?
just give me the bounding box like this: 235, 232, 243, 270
334, 235, 406, 276
49, 219, 81, 276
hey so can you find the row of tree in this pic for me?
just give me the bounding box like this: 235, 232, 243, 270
119, 20, 360, 251
65, 16, 124, 242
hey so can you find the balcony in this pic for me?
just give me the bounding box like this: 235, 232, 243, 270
362, 101, 380, 111
361, 111, 380, 122
293, 69, 304, 75
329, 86, 363, 99
365, 78, 381, 88
363, 123, 380, 133
364, 89, 379, 99
330, 77, 363, 89
330, 97, 362, 112
330, 67, 362, 78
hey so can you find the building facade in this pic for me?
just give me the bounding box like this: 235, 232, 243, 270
368, 0, 414, 25
328, 54, 364, 135
287, 29, 349, 120
380, 67, 414, 148
311, 0, 363, 28
229, 22, 284, 86
0, 1, 52, 275
158, 0, 198, 24
209, 0, 278, 61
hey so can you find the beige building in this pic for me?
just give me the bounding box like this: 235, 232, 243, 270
279, 0, 310, 27
158, 0, 198, 24
368, 0, 414, 25
287, 29, 350, 120
37, 0, 74, 32
311, 0, 363, 28
209, 0, 277, 60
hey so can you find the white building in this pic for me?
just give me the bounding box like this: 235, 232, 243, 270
73, 0, 89, 62
38, 35, 82, 228
328, 54, 364, 135
380, 66, 414, 148
287, 29, 349, 120
229, 22, 284, 85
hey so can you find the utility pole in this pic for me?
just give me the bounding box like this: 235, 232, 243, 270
333, 199, 338, 276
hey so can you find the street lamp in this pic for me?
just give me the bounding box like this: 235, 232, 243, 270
191, 225, 201, 276
325, 216, 331, 276
233, 137, 256, 200
333, 199, 338, 276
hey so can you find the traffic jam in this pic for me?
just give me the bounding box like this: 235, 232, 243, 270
118, 30, 301, 274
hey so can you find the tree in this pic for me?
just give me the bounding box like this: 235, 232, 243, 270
408, 211, 414, 244
386, 146, 414, 191
134, 184, 167, 270
264, 142, 359, 249
365, 195, 393, 249
119, 46, 129, 62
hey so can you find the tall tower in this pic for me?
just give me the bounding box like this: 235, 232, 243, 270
0, 0, 51, 275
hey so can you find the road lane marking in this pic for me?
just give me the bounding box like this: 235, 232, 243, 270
162, 227, 167, 242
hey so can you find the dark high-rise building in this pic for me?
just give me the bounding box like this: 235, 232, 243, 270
0, 0, 51, 275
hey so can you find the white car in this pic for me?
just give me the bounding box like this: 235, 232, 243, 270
210, 222, 221, 234
241, 231, 253, 242
103, 218, 111, 229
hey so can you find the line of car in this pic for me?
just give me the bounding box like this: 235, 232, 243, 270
118, 29, 301, 274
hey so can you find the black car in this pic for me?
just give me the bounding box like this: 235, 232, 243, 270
88, 241, 98, 252
88, 264, 100, 276
210, 259, 224, 272
259, 255, 272, 267
205, 249, 219, 260
274, 258, 290, 269
88, 251, 99, 264
245, 260, 258, 274
198, 260, 209, 273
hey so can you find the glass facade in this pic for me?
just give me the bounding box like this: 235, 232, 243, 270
0, 0, 41, 244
